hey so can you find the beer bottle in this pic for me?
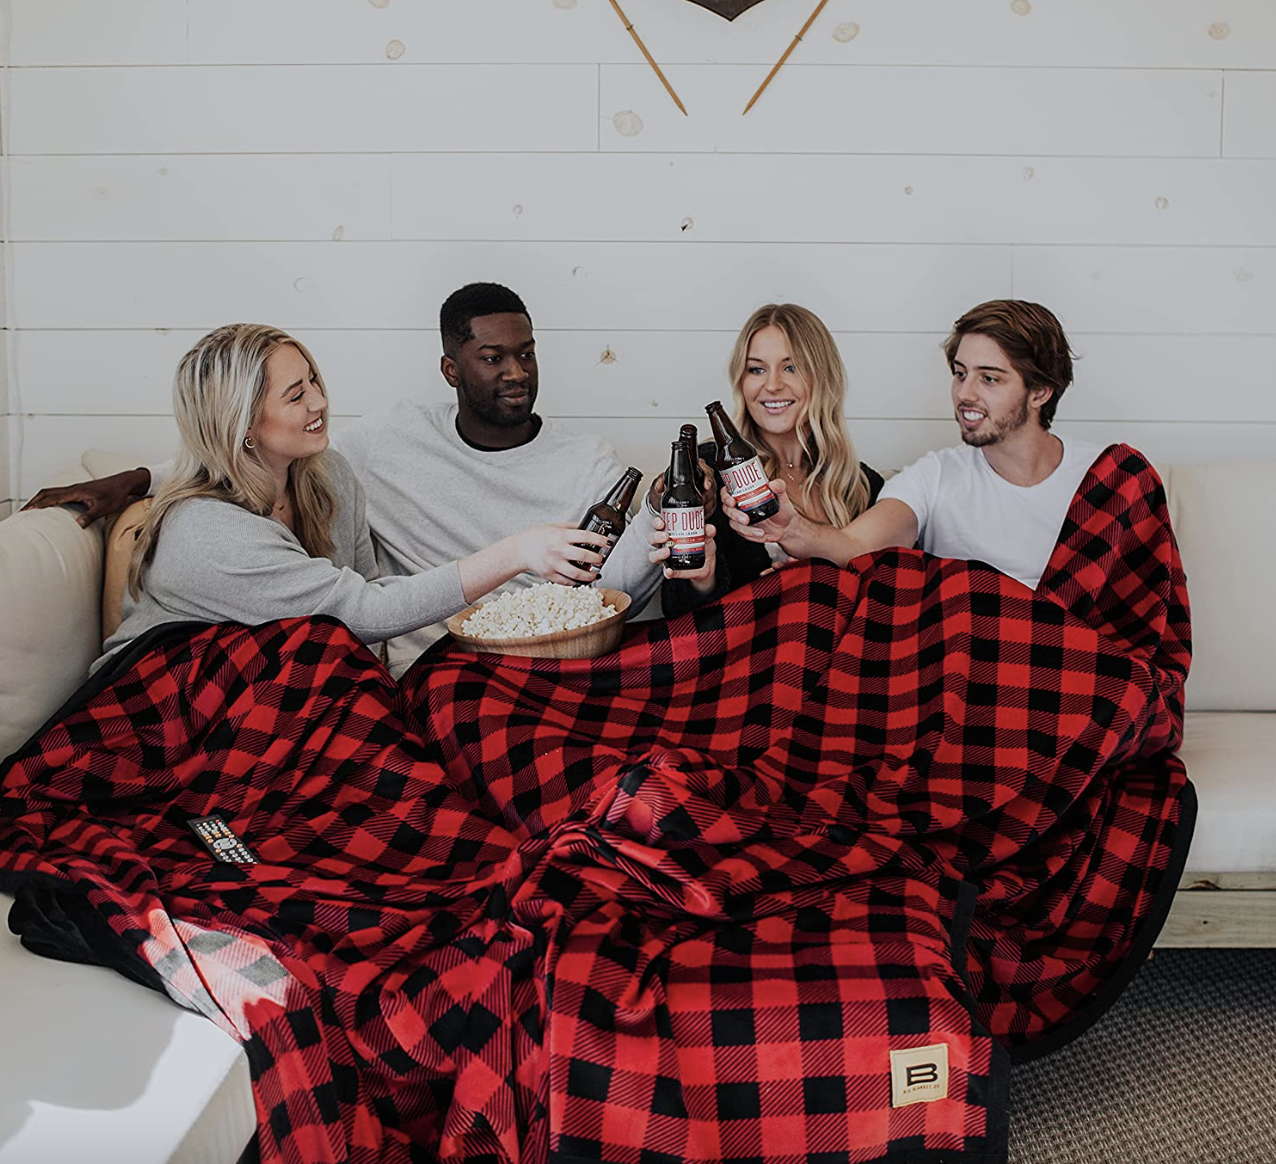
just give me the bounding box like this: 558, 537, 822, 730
572, 466, 643, 577
661, 439, 706, 570
705, 401, 780, 523
678, 423, 701, 493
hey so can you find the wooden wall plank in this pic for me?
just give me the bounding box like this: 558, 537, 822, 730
16, 330, 1276, 426
7, 0, 187, 66
181, 0, 1276, 69
8, 156, 393, 242
1224, 71, 1276, 158
7, 66, 599, 155
391, 155, 1276, 247
1065, 334, 1276, 423
14, 153, 1276, 247
14, 0, 1272, 72
1013, 246, 1276, 334
599, 65, 1223, 158
0, 330, 9, 416
8, 64, 1226, 160
0, 417, 11, 507
7, 242, 1012, 332
18, 416, 180, 499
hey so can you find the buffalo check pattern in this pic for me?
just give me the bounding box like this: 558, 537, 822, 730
0, 445, 1192, 1164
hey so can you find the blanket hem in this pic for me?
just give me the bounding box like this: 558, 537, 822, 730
1, 868, 167, 994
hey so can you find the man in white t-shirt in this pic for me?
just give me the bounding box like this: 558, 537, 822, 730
723, 299, 1101, 589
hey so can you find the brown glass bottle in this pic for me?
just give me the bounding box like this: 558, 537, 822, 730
705, 400, 780, 523
661, 439, 706, 570
572, 466, 643, 578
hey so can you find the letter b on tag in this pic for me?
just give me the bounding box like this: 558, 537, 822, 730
889, 1044, 949, 1107
906, 1063, 939, 1087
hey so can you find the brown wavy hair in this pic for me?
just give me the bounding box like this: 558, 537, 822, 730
943, 300, 1075, 430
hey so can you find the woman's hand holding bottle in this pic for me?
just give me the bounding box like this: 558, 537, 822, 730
647, 515, 717, 593
515, 524, 610, 586
720, 478, 811, 557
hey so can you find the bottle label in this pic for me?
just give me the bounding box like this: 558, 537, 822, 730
721, 456, 776, 512
662, 505, 705, 556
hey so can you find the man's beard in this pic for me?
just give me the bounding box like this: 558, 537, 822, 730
458, 376, 537, 427
959, 394, 1030, 447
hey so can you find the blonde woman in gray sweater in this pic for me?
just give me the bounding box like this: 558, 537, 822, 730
98, 323, 610, 671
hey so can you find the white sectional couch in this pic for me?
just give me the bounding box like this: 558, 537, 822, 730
1150, 460, 1276, 943
1, 450, 1273, 1162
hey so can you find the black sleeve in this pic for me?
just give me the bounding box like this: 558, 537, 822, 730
861, 463, 886, 506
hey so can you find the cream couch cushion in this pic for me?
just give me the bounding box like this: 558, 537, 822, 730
1180, 712, 1276, 873
0, 505, 104, 760
1164, 463, 1276, 711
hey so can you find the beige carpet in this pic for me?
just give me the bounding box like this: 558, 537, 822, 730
1009, 949, 1276, 1164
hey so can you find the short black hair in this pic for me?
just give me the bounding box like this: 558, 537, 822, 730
439, 283, 532, 356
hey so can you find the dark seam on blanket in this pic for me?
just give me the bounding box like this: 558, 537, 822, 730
948, 878, 1013, 1164
949, 879, 979, 999
1008, 774, 1198, 1064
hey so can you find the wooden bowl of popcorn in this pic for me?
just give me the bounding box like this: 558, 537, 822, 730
445, 585, 632, 660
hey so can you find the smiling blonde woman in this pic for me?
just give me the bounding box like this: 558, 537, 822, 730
653, 303, 884, 617
98, 323, 612, 673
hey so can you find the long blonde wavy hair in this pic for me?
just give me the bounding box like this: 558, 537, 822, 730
128, 324, 337, 598
726, 304, 871, 529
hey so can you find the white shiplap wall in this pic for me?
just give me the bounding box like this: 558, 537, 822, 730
4, 0, 1275, 501
1, 5, 10, 513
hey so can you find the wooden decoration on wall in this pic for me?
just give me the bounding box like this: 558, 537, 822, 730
683, 0, 770, 16
742, 0, 829, 114
607, 0, 832, 117
607, 0, 688, 114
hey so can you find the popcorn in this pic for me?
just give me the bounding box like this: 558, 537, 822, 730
461, 584, 618, 639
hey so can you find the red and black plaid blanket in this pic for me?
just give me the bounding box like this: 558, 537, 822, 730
0, 445, 1193, 1164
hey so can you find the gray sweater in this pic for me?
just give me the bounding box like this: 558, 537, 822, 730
336, 403, 661, 672
96, 450, 466, 671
